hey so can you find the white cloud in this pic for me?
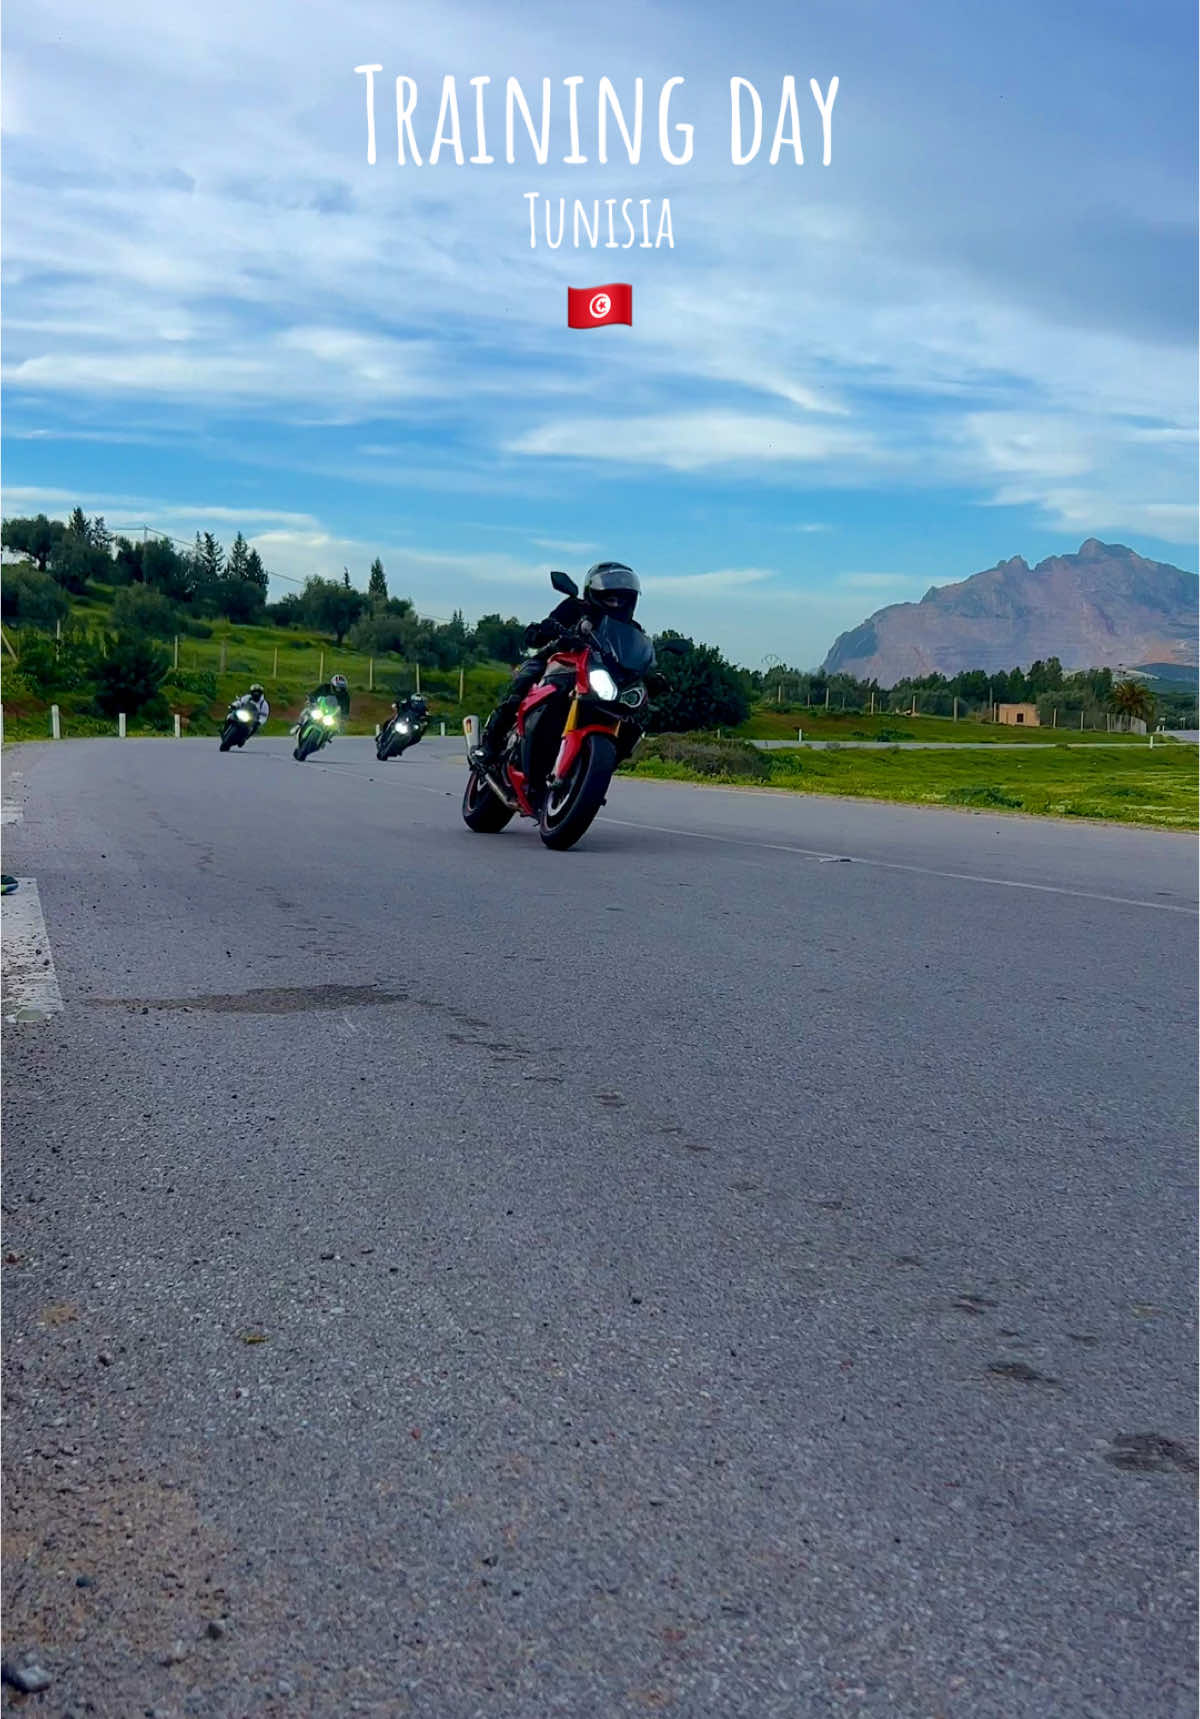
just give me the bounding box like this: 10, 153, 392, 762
507, 411, 878, 471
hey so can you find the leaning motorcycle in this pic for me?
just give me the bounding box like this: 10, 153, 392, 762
376, 711, 427, 761
462, 570, 686, 851
293, 695, 341, 761
219, 696, 259, 752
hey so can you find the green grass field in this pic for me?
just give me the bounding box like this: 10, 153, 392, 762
624, 737, 1198, 830
1, 591, 512, 740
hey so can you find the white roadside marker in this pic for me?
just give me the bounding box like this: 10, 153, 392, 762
2, 880, 65, 1022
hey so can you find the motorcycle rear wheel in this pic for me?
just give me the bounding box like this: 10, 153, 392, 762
462, 767, 514, 833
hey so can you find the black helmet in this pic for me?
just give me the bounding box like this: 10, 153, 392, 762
583, 561, 640, 621
331, 674, 348, 691
249, 683, 264, 698
411, 695, 427, 715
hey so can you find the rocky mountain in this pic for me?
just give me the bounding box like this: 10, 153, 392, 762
822, 540, 1199, 684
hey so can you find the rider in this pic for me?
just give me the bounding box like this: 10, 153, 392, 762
304, 673, 351, 722
241, 683, 270, 730
392, 692, 428, 728
470, 562, 643, 770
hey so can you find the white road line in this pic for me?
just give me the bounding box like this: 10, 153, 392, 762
601, 817, 1200, 916
2, 880, 65, 1021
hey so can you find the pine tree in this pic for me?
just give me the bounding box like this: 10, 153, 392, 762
368, 557, 387, 607
226, 531, 250, 583
245, 548, 269, 595
200, 533, 225, 581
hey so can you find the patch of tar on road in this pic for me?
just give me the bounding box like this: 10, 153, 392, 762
986, 1360, 1059, 1385
1103, 1433, 1198, 1477
86, 983, 408, 1015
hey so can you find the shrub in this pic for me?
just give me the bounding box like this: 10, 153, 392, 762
631, 734, 771, 780
163, 668, 218, 702
1, 565, 71, 630
91, 634, 171, 719
110, 585, 181, 639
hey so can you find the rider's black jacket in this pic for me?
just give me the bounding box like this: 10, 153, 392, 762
525, 596, 646, 652
308, 682, 351, 719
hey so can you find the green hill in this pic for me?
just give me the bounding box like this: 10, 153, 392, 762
1, 583, 513, 741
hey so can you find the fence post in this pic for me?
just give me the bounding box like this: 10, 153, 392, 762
219, 640, 227, 674
51, 704, 61, 740
118, 712, 127, 739
415, 662, 421, 695
273, 646, 279, 677
173, 634, 180, 670
440, 720, 446, 737
174, 714, 182, 739
319, 650, 325, 682
797, 728, 803, 743
458, 666, 465, 704
1080, 709, 1084, 731
369, 657, 375, 691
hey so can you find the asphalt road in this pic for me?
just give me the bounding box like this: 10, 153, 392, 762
3, 736, 1196, 1719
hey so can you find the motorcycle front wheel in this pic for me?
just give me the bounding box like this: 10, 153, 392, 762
538, 734, 616, 851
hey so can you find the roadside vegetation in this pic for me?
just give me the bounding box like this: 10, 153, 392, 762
2, 506, 1196, 829
622, 735, 1198, 830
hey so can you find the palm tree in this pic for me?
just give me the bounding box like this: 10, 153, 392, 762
1110, 678, 1155, 725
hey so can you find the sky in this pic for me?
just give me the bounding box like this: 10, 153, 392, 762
3, 0, 1197, 669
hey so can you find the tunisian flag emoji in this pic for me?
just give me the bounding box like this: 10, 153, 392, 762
567, 284, 633, 328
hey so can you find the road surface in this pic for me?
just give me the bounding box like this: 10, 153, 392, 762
2, 737, 1196, 1719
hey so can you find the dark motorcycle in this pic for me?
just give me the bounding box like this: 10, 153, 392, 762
376, 711, 427, 761
293, 695, 341, 762
219, 696, 260, 752
462, 570, 688, 851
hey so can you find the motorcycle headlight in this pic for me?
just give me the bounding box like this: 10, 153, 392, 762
588, 667, 619, 703
322, 713, 335, 726
236, 709, 252, 722
397, 722, 410, 733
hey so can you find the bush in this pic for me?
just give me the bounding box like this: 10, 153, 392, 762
1, 565, 71, 630
91, 633, 171, 719
631, 735, 771, 780
163, 668, 218, 702
110, 585, 181, 639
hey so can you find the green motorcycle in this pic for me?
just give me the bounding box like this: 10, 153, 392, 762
293, 695, 341, 762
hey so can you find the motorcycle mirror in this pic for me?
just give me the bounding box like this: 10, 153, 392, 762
550, 569, 579, 598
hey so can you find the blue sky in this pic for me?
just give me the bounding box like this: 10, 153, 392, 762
3, 0, 1196, 668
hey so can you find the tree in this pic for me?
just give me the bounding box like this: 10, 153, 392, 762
472, 612, 526, 665
226, 531, 251, 583
0, 565, 71, 630
91, 633, 171, 721
301, 575, 366, 645
110, 586, 180, 639
648, 634, 752, 733
1110, 678, 1155, 724
142, 538, 194, 603
368, 558, 388, 607
2, 514, 66, 572
244, 548, 269, 596
199, 533, 225, 582
216, 579, 266, 623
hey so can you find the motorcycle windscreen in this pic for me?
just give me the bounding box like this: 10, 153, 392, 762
590, 617, 656, 677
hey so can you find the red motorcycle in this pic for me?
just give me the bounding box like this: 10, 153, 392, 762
462, 571, 685, 851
